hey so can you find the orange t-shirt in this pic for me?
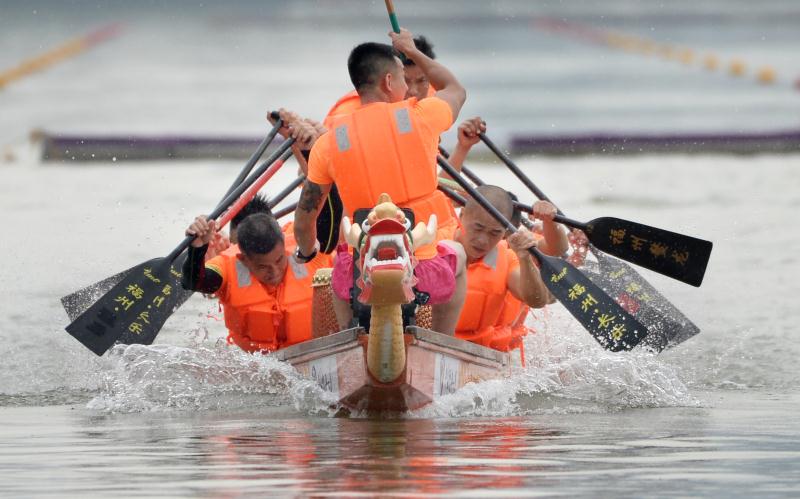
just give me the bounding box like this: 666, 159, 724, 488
308, 96, 453, 186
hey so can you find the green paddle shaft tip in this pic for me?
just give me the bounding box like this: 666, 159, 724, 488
384, 0, 400, 33
389, 13, 400, 33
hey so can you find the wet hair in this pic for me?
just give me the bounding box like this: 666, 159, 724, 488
464, 184, 515, 223
236, 213, 284, 256
401, 35, 436, 66
348, 42, 400, 92
231, 193, 272, 231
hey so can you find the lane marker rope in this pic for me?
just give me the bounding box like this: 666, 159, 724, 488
0, 23, 123, 89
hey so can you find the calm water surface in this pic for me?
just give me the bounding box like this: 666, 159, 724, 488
1, 392, 799, 497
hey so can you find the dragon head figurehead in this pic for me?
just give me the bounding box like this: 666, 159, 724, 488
342, 193, 437, 306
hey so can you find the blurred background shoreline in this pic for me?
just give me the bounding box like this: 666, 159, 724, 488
2, 0, 799, 162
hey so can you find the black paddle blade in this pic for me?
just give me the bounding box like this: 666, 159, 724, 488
65, 253, 192, 356
536, 252, 648, 351
584, 217, 712, 287
587, 251, 700, 351
61, 266, 135, 322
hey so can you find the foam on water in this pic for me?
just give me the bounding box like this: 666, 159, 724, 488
87, 340, 340, 415
415, 307, 700, 418
83, 305, 698, 417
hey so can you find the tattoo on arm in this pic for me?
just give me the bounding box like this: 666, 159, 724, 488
299, 180, 324, 213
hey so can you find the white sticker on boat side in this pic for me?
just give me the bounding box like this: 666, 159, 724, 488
433, 353, 460, 397
309, 355, 339, 398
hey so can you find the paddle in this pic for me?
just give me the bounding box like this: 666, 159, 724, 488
438, 146, 485, 187
65, 138, 296, 355
269, 175, 304, 209
60, 120, 286, 321
477, 133, 712, 287
475, 134, 702, 350
274, 202, 298, 220
506, 202, 711, 287
224, 116, 284, 198
385, 0, 401, 33
437, 156, 648, 352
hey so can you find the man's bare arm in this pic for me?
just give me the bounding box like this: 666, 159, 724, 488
531, 201, 569, 256
506, 230, 549, 308
294, 179, 332, 256
390, 28, 466, 120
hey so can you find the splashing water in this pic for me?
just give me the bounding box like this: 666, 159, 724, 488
415, 307, 700, 418
87, 340, 340, 415
88, 305, 698, 418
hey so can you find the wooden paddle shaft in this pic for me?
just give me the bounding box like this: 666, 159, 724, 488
385, 0, 400, 33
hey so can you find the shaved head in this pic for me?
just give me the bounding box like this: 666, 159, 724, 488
458, 185, 516, 262
463, 185, 514, 222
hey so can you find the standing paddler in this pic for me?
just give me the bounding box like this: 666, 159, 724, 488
293, 27, 469, 335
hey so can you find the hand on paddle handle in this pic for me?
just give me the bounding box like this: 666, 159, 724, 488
530, 200, 557, 222
268, 108, 323, 151
507, 227, 539, 258
205, 232, 231, 260
290, 119, 323, 151
267, 108, 300, 139
457, 117, 486, 148
186, 215, 217, 248
389, 28, 417, 58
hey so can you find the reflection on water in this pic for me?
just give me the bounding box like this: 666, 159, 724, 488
2, 396, 799, 497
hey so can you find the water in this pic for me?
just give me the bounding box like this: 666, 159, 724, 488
1, 1, 800, 496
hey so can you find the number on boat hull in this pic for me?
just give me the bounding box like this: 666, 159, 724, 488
433, 353, 460, 397
310, 355, 339, 399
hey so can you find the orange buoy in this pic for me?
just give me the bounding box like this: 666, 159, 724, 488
658, 45, 675, 60
756, 67, 776, 84
729, 59, 746, 76
703, 55, 719, 70
638, 40, 655, 54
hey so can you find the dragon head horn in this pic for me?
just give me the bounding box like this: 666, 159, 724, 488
342, 216, 362, 247
410, 214, 437, 248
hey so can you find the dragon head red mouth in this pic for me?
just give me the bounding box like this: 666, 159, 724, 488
341, 194, 438, 306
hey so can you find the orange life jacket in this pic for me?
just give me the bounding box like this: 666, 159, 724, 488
455, 241, 533, 352
214, 243, 329, 353
324, 87, 438, 129
489, 293, 531, 352
323, 90, 361, 129
455, 242, 513, 342
326, 98, 457, 259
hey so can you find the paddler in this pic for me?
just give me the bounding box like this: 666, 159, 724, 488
292, 27, 469, 335
452, 184, 569, 351
322, 34, 437, 128
203, 193, 274, 261
181, 208, 331, 353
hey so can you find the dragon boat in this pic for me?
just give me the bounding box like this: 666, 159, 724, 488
276, 194, 514, 412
